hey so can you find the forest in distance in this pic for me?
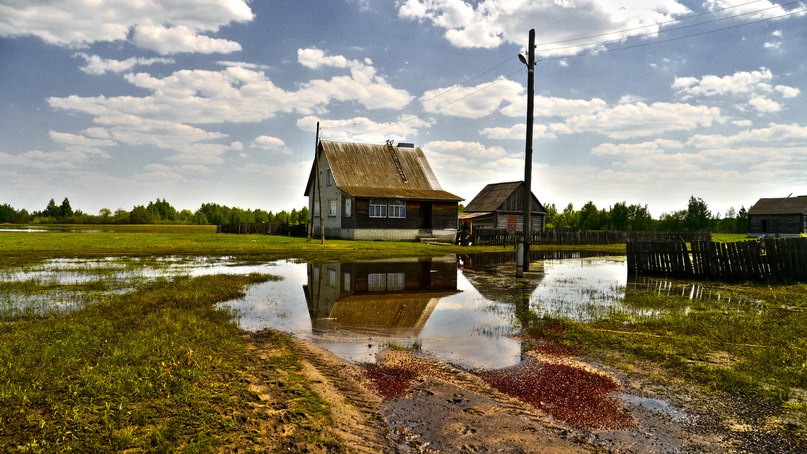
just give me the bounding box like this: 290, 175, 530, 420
1, 195, 748, 234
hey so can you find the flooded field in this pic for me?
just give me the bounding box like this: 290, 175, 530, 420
1, 251, 750, 369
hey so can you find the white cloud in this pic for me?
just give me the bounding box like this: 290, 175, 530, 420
251, 135, 291, 155
420, 77, 523, 118
672, 68, 773, 97
74, 53, 174, 75
565, 102, 724, 139
501, 95, 607, 118
132, 24, 241, 55
748, 95, 781, 113
775, 85, 800, 98
298, 48, 350, 69
298, 115, 431, 143
0, 0, 253, 53
688, 123, 807, 149
398, 0, 691, 55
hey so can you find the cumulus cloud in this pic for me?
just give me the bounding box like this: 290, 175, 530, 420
0, 0, 253, 53
672, 67, 799, 113
297, 115, 431, 143
398, 0, 690, 55
565, 102, 724, 139
420, 77, 523, 118
132, 24, 242, 55
74, 53, 174, 75
251, 135, 290, 154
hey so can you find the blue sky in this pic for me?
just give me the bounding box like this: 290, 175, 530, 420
1, 0, 806, 217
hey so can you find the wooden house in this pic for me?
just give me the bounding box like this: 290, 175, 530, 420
459, 181, 546, 237
305, 140, 462, 241
748, 195, 807, 237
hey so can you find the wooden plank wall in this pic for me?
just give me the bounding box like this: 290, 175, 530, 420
627, 237, 807, 282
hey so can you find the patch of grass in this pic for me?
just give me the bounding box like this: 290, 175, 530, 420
541, 281, 807, 439
0, 273, 340, 452
0, 227, 625, 268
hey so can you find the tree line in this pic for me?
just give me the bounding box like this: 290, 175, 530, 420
537, 196, 747, 234
0, 198, 309, 226
3, 195, 747, 233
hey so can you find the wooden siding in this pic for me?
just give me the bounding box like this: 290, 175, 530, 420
748, 214, 805, 235
352, 198, 457, 231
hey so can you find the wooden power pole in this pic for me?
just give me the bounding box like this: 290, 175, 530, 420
518, 29, 536, 276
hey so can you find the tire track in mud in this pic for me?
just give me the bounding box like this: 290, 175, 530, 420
291, 338, 394, 452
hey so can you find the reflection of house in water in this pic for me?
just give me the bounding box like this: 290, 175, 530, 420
304, 257, 459, 336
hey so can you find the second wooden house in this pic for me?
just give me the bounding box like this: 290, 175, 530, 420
459, 181, 546, 241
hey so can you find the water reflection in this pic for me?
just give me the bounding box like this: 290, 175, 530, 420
305, 258, 459, 337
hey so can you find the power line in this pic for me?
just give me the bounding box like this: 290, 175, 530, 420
537, 0, 804, 55
324, 4, 806, 141
542, 7, 806, 61
536, 0, 769, 46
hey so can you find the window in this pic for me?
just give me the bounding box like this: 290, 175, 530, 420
368, 273, 386, 291
328, 199, 337, 217
388, 200, 406, 218
344, 198, 352, 217
368, 273, 405, 291
326, 168, 332, 186
328, 269, 337, 286
313, 202, 320, 217
369, 199, 386, 218
386, 273, 405, 291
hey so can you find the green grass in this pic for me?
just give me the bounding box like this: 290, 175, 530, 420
540, 282, 807, 439
0, 273, 339, 452
0, 225, 625, 267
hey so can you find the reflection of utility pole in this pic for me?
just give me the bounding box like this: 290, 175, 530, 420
517, 29, 536, 277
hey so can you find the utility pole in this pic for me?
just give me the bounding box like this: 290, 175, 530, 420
518, 28, 536, 277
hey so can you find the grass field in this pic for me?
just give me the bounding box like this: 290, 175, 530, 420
1, 226, 804, 449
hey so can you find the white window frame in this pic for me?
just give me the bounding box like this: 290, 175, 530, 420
368, 273, 386, 291
326, 168, 333, 186
369, 199, 387, 218
386, 272, 405, 291
388, 200, 406, 219
328, 199, 337, 217
344, 198, 352, 217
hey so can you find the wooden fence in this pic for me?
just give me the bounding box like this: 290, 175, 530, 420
217, 222, 307, 236
627, 237, 807, 282
471, 229, 711, 246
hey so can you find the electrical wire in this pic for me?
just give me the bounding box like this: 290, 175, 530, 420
537, 0, 804, 55
324, 3, 806, 141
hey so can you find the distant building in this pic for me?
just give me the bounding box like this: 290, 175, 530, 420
459, 181, 546, 238
748, 195, 807, 237
304, 140, 462, 241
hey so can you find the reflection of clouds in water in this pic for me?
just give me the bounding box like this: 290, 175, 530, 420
5, 254, 716, 369
530, 258, 630, 322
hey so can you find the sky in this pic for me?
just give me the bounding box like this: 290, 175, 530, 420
1, 0, 806, 218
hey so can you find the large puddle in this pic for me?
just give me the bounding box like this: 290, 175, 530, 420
0, 252, 747, 369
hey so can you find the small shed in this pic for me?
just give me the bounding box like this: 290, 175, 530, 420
459, 181, 546, 238
305, 140, 462, 241
748, 196, 807, 237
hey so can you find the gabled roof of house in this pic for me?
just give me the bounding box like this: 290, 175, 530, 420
749, 196, 807, 215
305, 140, 462, 201
463, 181, 545, 213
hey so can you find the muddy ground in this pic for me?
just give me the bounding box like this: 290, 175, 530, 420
247, 333, 804, 453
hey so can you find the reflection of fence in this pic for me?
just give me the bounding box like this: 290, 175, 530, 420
217, 222, 307, 236
471, 229, 711, 246
627, 237, 807, 282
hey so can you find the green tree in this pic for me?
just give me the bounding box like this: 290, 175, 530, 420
299, 206, 309, 224
610, 202, 629, 231
99, 208, 112, 222
543, 203, 558, 229
44, 199, 60, 218
129, 205, 154, 224
684, 196, 712, 231
0, 203, 21, 223
59, 198, 73, 217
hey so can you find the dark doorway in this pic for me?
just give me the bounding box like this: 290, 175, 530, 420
420, 202, 433, 230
